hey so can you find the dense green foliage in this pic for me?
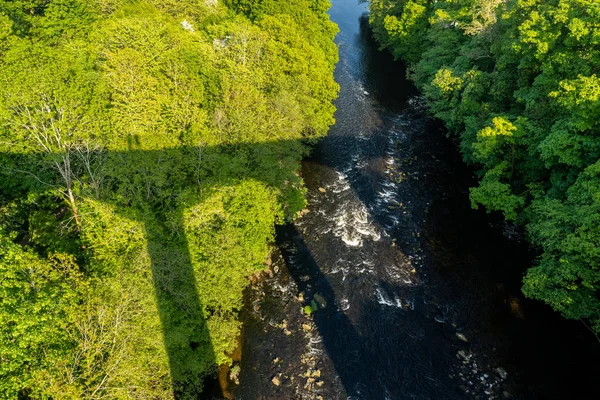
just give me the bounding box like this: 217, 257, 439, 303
0, 0, 338, 397
370, 0, 600, 332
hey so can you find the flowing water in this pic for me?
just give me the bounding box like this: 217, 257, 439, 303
230, 1, 600, 399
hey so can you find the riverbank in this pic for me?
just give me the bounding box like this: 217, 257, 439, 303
368, 0, 600, 337
232, 1, 600, 399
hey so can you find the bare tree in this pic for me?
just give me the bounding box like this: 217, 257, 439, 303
9, 95, 102, 229
73, 141, 105, 198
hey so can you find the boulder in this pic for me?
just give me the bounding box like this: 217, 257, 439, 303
455, 332, 469, 343
495, 367, 508, 379
313, 294, 327, 308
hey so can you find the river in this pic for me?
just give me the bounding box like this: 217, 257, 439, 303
229, 1, 600, 399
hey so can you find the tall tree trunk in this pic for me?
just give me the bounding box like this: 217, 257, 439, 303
67, 186, 81, 229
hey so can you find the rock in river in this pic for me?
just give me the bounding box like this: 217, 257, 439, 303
455, 332, 469, 343
496, 367, 508, 379
313, 294, 327, 308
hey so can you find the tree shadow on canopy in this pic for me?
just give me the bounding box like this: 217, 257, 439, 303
0, 137, 385, 398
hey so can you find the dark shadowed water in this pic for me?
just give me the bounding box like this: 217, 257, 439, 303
230, 1, 600, 399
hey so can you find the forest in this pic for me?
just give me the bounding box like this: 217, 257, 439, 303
369, 0, 600, 333
0, 0, 338, 398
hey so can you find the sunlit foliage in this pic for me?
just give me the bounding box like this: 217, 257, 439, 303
370, 0, 600, 332
0, 0, 338, 397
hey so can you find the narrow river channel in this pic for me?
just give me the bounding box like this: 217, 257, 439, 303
230, 1, 600, 399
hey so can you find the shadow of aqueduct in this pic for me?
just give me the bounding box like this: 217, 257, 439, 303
1, 137, 386, 398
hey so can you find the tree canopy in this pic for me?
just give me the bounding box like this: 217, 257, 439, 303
370, 0, 600, 332
0, 0, 338, 397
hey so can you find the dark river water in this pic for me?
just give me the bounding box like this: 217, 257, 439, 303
227, 1, 600, 399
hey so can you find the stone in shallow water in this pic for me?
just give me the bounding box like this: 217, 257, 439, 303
456, 332, 469, 342
313, 294, 327, 308
496, 367, 508, 379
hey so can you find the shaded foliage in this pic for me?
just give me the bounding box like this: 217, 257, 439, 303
370, 0, 600, 332
0, 0, 338, 397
